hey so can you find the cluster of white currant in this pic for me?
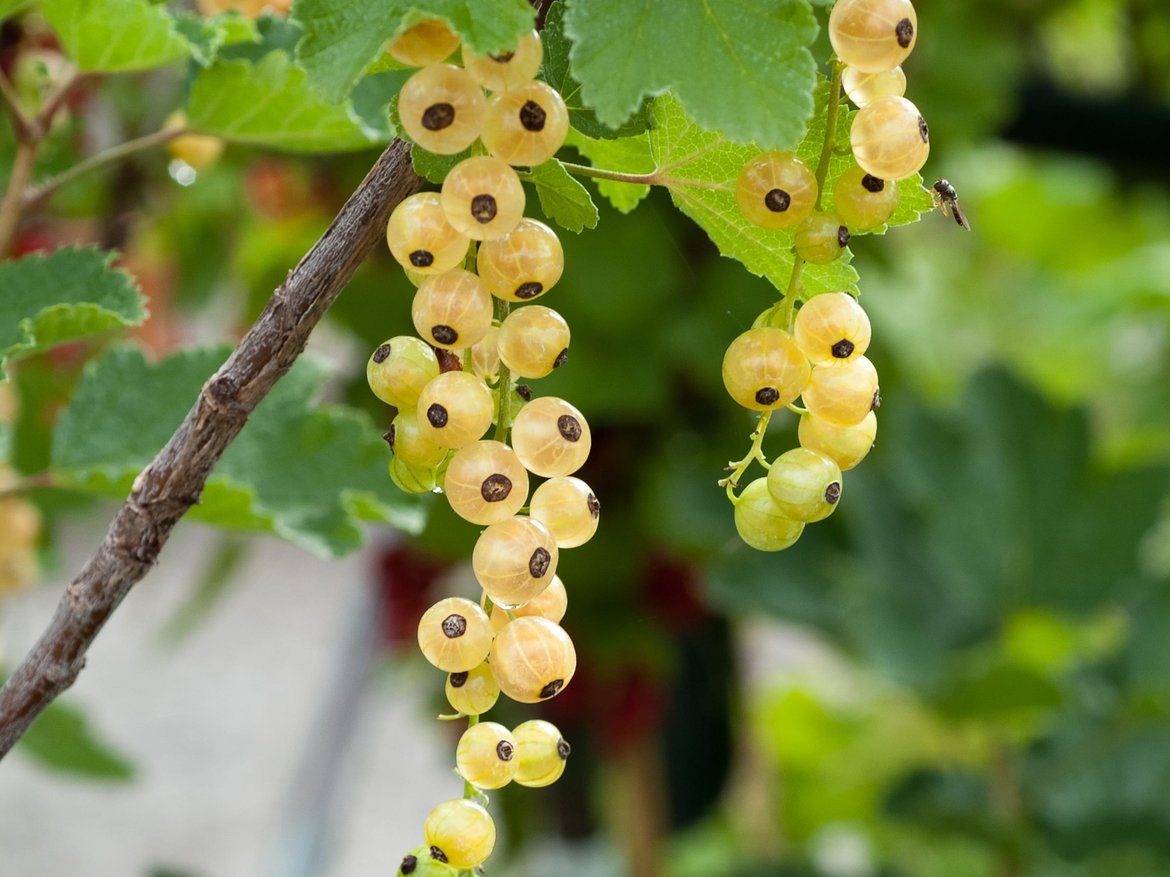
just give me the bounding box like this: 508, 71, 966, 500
364, 20, 592, 875
720, 0, 926, 551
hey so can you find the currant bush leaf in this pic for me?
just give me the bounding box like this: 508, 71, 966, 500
564, 0, 818, 149
411, 143, 472, 186
521, 160, 599, 233
172, 12, 261, 67
648, 92, 859, 297
293, 0, 535, 104
40, 0, 192, 73
187, 52, 384, 152
0, 0, 32, 21
0, 246, 147, 378
540, 1, 647, 140
564, 129, 653, 214
51, 346, 426, 557
16, 700, 134, 781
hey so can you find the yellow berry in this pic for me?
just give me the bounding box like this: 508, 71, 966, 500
476, 218, 564, 302
802, 356, 880, 426
798, 410, 877, 471
489, 616, 576, 703
766, 447, 843, 523
388, 412, 447, 468
367, 336, 440, 409
472, 516, 559, 608
794, 211, 851, 264
850, 96, 930, 181
510, 396, 591, 477
463, 30, 543, 91
481, 80, 569, 167
386, 192, 470, 275
842, 64, 907, 107
512, 719, 570, 788
411, 269, 493, 350
470, 326, 501, 382
417, 597, 494, 673
444, 440, 529, 525
529, 476, 599, 548
734, 477, 804, 552
388, 19, 460, 67
489, 574, 567, 633
424, 799, 495, 870
398, 64, 487, 155
832, 166, 898, 230
456, 721, 518, 790
793, 291, 872, 366
829, 0, 917, 74
496, 305, 570, 379
736, 151, 817, 230
416, 371, 494, 449
445, 662, 500, 715
722, 327, 811, 411
441, 156, 526, 241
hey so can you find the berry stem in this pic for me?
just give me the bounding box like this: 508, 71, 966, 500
493, 299, 513, 443
719, 410, 773, 502
463, 713, 481, 800
557, 160, 731, 193
21, 127, 185, 212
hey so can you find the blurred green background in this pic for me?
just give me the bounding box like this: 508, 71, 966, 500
3, 1, 1170, 876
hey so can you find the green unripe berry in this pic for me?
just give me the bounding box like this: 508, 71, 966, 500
734, 477, 804, 551
396, 844, 458, 876
424, 799, 496, 870
766, 448, 843, 522
795, 211, 851, 264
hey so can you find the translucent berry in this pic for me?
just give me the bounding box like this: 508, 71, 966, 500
734, 477, 804, 552
490, 574, 567, 632
441, 156, 526, 241
512, 719, 570, 788
842, 64, 907, 108
417, 597, 494, 673
793, 292, 872, 366
411, 269, 493, 350
736, 151, 817, 230
476, 218, 564, 303
802, 356, 880, 426
795, 211, 851, 264
766, 447, 843, 523
424, 799, 495, 870
510, 396, 591, 477
445, 662, 500, 716
832, 166, 899, 231
388, 412, 447, 468
398, 64, 487, 155
850, 96, 929, 181
456, 721, 518, 790
722, 327, 811, 411
396, 844, 458, 876
386, 192, 469, 275
463, 29, 543, 92
798, 410, 877, 471
387, 19, 460, 67
497, 305, 570, 379
829, 0, 917, 74
490, 616, 576, 703
529, 476, 599, 548
444, 440, 529, 525
473, 516, 559, 608
482, 80, 569, 167
416, 371, 494, 449
389, 456, 440, 494
368, 336, 440, 409
470, 326, 501, 382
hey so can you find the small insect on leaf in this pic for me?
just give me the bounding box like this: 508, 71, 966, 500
932, 178, 971, 230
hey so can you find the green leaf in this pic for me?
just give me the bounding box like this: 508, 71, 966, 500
0, 0, 32, 21
540, 1, 647, 140
647, 91, 858, 297
172, 11, 260, 67
293, 0, 535, 104
52, 345, 425, 557
186, 52, 384, 152
411, 142, 471, 186
564, 129, 653, 214
564, 0, 818, 149
41, 0, 192, 72
521, 160, 599, 233
17, 700, 134, 780
0, 246, 147, 378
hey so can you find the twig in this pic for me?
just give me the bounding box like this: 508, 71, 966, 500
0, 141, 37, 255
23, 127, 184, 210
0, 139, 422, 759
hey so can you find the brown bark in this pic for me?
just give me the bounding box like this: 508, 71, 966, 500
0, 140, 422, 758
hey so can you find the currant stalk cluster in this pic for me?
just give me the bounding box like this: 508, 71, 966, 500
721, 0, 930, 551
364, 20, 593, 876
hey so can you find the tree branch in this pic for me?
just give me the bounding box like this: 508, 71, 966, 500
0, 139, 422, 759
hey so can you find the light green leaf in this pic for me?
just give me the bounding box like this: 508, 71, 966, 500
0, 0, 32, 21
647, 92, 858, 296
564, 129, 653, 213
522, 160, 599, 233
411, 143, 471, 186
17, 700, 134, 781
172, 11, 260, 67
41, 0, 191, 72
52, 346, 425, 557
0, 246, 147, 378
293, 0, 535, 104
564, 0, 818, 149
186, 52, 384, 152
540, 1, 647, 140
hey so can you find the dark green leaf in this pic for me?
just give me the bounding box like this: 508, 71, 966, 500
0, 246, 147, 378
293, 0, 535, 104
564, 0, 818, 148
52, 345, 425, 557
